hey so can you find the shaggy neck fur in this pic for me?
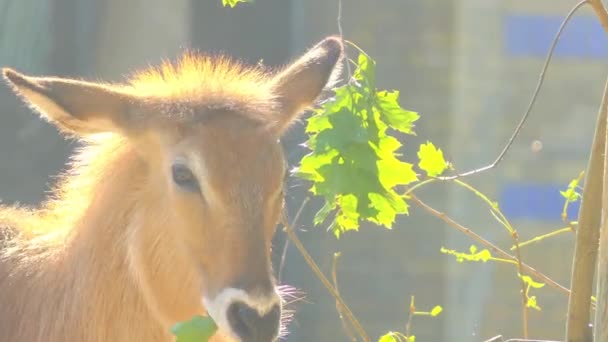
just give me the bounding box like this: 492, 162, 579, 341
0, 135, 195, 342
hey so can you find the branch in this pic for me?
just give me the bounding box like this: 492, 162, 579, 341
566, 75, 607, 342
594, 79, 608, 342
332, 252, 358, 342
410, 195, 575, 300
281, 210, 370, 342
278, 197, 309, 283
439, 0, 588, 180
512, 228, 529, 338
484, 337, 562, 342
589, 0, 608, 34
569, 2, 608, 342
336, 0, 352, 81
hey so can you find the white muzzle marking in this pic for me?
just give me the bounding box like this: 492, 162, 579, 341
203, 287, 281, 341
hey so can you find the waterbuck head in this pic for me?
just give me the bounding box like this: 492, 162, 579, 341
2, 37, 343, 341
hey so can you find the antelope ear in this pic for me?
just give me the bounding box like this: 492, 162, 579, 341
2, 68, 137, 137
270, 36, 344, 134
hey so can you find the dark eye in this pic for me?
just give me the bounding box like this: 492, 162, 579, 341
171, 163, 200, 192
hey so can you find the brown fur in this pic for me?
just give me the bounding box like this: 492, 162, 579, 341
0, 37, 343, 342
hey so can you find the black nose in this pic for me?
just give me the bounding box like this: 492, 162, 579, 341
227, 301, 281, 342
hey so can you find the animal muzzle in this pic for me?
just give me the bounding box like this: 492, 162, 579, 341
204, 288, 282, 342
227, 300, 281, 342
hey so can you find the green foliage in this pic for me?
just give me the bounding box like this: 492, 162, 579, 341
520, 274, 546, 311
440, 245, 493, 263
418, 141, 449, 177
378, 331, 413, 342
221, 0, 252, 8
295, 52, 419, 237
561, 170, 584, 224
170, 316, 218, 342
560, 171, 583, 202
430, 306, 443, 317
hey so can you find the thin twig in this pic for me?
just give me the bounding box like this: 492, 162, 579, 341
410, 194, 579, 302
504, 340, 562, 342
511, 227, 573, 251
278, 197, 310, 283
336, 0, 352, 81
438, 0, 588, 180
405, 296, 415, 337
332, 252, 357, 342
281, 210, 370, 342
452, 179, 529, 337
512, 231, 529, 338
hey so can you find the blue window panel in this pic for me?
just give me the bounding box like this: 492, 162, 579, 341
499, 183, 580, 222
504, 14, 608, 58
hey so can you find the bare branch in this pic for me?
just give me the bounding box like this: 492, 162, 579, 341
332, 252, 358, 342
439, 0, 588, 180
278, 197, 309, 283
336, 0, 353, 81
512, 230, 529, 338
281, 210, 370, 342
589, 0, 608, 34
566, 75, 607, 342
410, 194, 578, 301
594, 79, 608, 342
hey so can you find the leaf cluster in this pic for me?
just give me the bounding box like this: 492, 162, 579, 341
295, 53, 420, 237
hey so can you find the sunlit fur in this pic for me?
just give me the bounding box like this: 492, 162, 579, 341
0, 37, 343, 342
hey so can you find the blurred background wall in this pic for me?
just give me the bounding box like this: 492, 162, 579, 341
0, 0, 605, 341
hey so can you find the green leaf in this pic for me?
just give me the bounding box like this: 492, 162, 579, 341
377, 90, 419, 135
221, 0, 252, 8
171, 316, 218, 342
353, 53, 376, 89
527, 295, 541, 311
521, 275, 545, 289
378, 332, 399, 342
430, 305, 443, 317
418, 141, 448, 177
440, 246, 492, 263
560, 171, 584, 203
295, 50, 420, 237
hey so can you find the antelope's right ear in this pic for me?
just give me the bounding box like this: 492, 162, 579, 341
269, 36, 344, 134
2, 68, 139, 137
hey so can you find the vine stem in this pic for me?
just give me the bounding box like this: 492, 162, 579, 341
410, 194, 579, 302
336, 0, 352, 81
281, 208, 370, 342
510, 230, 528, 338
452, 180, 529, 337
438, 0, 588, 180
278, 197, 309, 283
332, 252, 358, 341
511, 227, 572, 251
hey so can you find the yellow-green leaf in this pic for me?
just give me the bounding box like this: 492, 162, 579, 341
527, 295, 542, 311
378, 332, 399, 342
430, 305, 443, 316
222, 0, 252, 7
521, 275, 545, 289
294, 50, 419, 237
560, 171, 584, 202
418, 142, 448, 177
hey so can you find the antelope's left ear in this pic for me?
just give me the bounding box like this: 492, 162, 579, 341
270, 36, 344, 134
2, 68, 140, 137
